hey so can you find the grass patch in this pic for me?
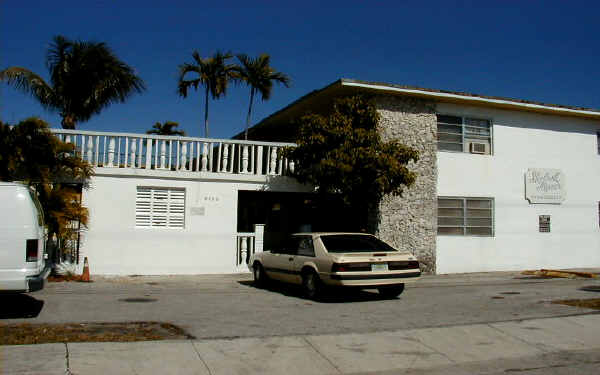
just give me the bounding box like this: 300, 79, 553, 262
552, 298, 600, 310
0, 322, 195, 346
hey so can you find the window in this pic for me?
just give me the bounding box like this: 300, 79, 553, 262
437, 197, 494, 236
28, 188, 44, 227
437, 115, 492, 154
296, 236, 315, 257
136, 187, 185, 228
320, 235, 398, 253
597, 132, 600, 154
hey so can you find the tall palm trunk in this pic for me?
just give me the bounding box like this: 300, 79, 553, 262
204, 85, 210, 138
244, 87, 256, 140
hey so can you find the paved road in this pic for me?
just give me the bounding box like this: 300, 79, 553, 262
2, 271, 600, 374
2, 271, 599, 340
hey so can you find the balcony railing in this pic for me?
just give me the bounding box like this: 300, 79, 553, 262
235, 224, 265, 272
51, 129, 296, 177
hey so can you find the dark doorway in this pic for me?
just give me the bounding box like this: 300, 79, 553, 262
237, 191, 361, 248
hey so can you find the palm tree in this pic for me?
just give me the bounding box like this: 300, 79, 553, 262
146, 121, 186, 136
0, 35, 145, 129
177, 51, 237, 138
236, 53, 291, 140
0, 118, 93, 263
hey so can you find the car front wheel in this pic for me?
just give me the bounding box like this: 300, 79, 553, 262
378, 284, 405, 298
253, 263, 268, 288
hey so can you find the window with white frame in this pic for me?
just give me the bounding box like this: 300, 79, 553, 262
437, 197, 494, 236
437, 115, 492, 154
136, 187, 185, 228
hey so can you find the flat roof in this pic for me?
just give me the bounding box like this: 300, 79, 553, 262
242, 78, 600, 140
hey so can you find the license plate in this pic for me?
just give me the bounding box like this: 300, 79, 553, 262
371, 263, 388, 272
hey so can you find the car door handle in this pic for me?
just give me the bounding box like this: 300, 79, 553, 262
288, 257, 294, 261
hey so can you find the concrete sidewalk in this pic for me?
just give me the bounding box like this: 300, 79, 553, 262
2, 314, 600, 375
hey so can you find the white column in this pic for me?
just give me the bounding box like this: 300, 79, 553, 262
107, 137, 116, 167
201, 142, 209, 171
86, 136, 94, 164
289, 160, 295, 174
137, 139, 142, 168
129, 139, 137, 168
254, 224, 265, 253
241, 145, 249, 173
256, 146, 263, 175
145, 138, 152, 169
222, 144, 229, 172
269, 147, 277, 175
160, 141, 167, 169
240, 237, 248, 265
180, 141, 188, 171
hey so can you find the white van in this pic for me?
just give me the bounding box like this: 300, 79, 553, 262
0, 182, 50, 293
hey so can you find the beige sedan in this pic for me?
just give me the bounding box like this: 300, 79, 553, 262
248, 233, 421, 299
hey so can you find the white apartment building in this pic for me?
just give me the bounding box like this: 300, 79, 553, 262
57, 78, 600, 275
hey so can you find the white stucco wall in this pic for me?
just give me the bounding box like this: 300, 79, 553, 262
80, 173, 310, 275
436, 103, 600, 273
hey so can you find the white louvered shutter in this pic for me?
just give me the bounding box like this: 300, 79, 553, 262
136, 187, 185, 228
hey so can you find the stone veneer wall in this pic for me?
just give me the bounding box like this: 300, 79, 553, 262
373, 96, 438, 273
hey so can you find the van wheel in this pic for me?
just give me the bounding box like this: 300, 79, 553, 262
378, 284, 405, 299
253, 263, 268, 288
302, 270, 321, 300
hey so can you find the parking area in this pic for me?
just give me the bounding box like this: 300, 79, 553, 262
2, 272, 599, 340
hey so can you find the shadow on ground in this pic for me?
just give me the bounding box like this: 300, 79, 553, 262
0, 294, 44, 319
238, 280, 397, 303
580, 285, 600, 292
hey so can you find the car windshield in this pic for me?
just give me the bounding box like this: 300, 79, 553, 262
320, 235, 398, 253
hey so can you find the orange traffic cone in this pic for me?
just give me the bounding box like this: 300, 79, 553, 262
80, 257, 90, 282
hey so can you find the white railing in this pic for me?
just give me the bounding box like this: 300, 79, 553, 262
236, 224, 265, 268
236, 233, 256, 266
51, 129, 296, 176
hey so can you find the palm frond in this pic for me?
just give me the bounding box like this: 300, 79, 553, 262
235, 53, 291, 101
146, 121, 185, 136
177, 63, 203, 97
0, 67, 55, 108
46, 35, 146, 125
47, 35, 73, 87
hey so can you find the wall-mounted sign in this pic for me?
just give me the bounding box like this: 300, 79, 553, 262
197, 194, 222, 205
525, 169, 566, 204
539, 215, 551, 233
190, 207, 205, 216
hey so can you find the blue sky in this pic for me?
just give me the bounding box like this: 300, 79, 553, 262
1, 1, 599, 138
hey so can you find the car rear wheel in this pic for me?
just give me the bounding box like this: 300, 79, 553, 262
378, 284, 405, 298
253, 263, 268, 288
302, 270, 321, 300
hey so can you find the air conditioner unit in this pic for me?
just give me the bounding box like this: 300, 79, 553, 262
469, 142, 487, 154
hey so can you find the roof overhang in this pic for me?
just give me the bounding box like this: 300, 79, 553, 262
341, 79, 600, 119
243, 78, 600, 140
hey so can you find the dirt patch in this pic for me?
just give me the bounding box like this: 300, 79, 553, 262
47, 275, 90, 283
521, 270, 598, 279
551, 298, 600, 310
0, 322, 195, 345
